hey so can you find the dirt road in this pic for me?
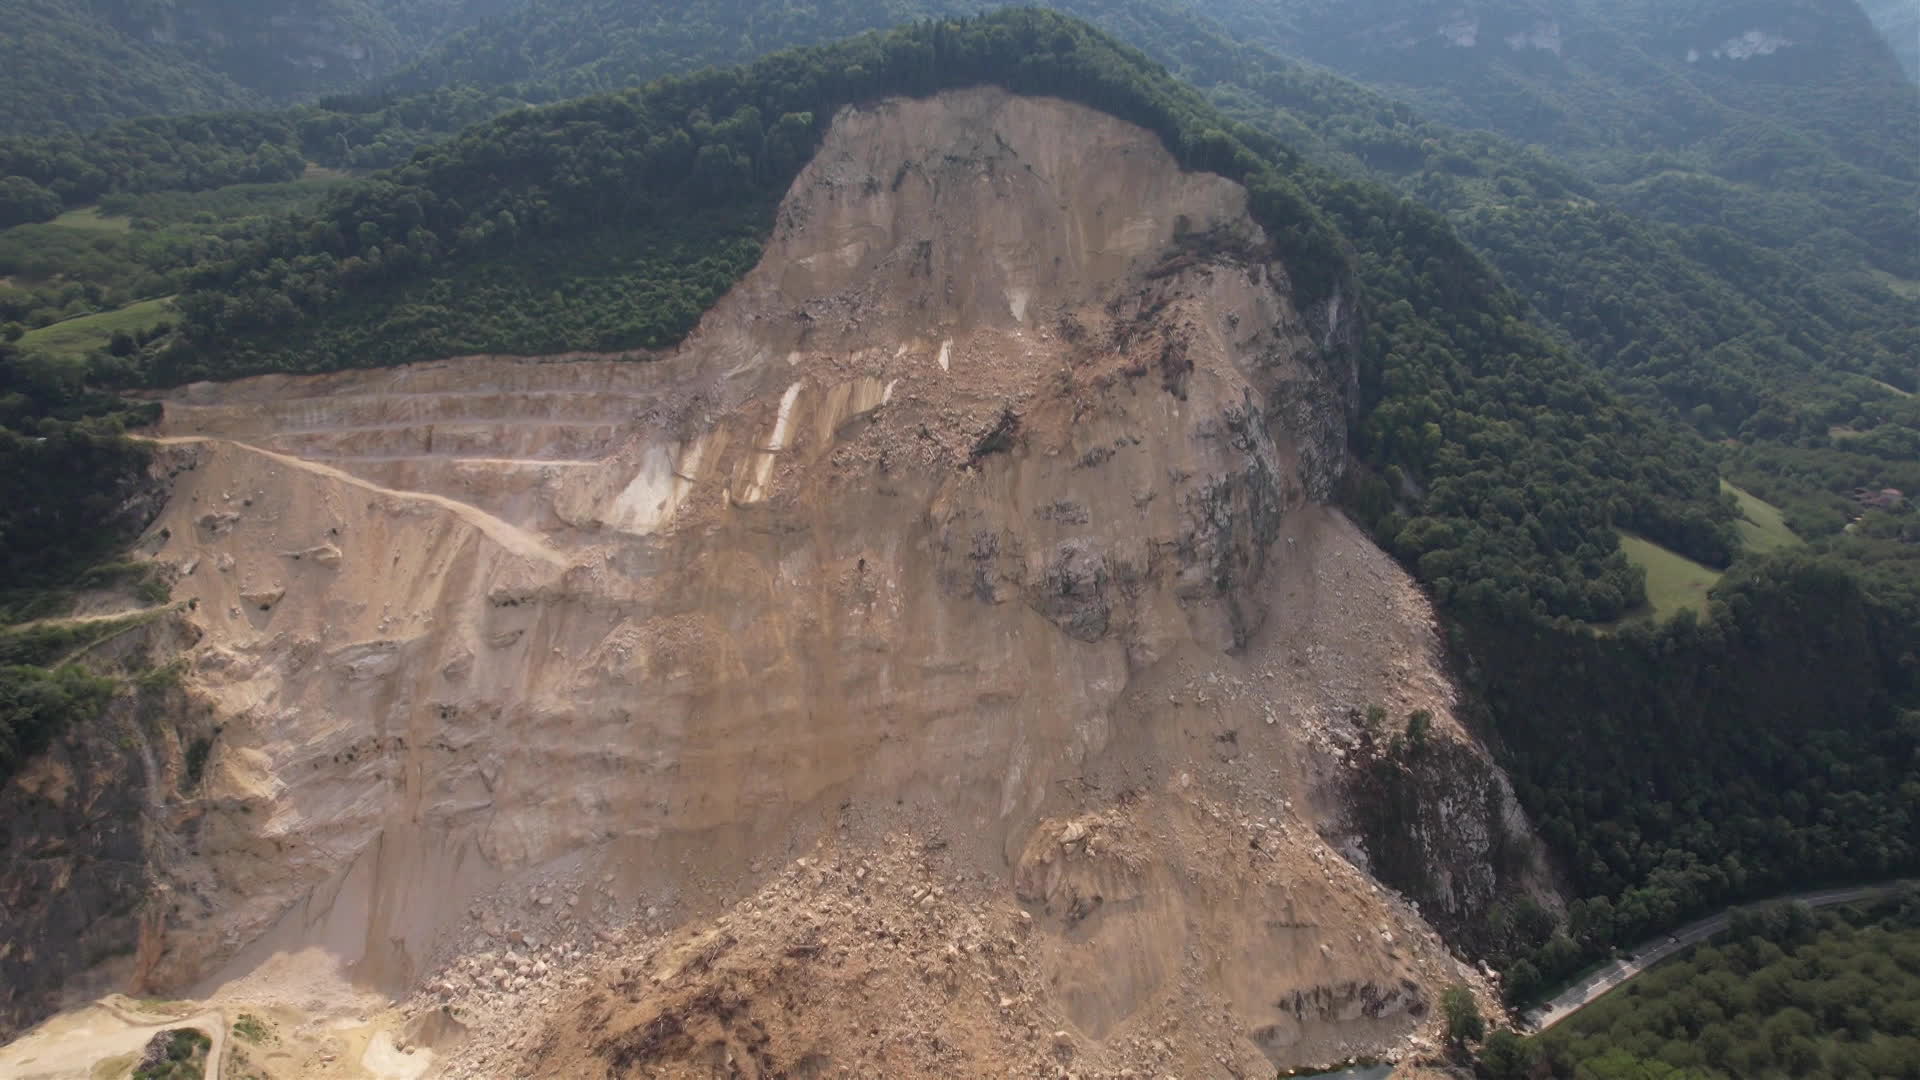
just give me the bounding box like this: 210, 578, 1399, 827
0, 997, 226, 1080
1524, 880, 1913, 1031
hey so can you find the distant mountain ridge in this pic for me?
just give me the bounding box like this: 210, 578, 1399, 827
1858, 0, 1919, 80
1203, 0, 1914, 150
0, 0, 513, 134
1199, 0, 1919, 271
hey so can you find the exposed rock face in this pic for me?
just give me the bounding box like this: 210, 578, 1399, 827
0, 699, 151, 1025
1347, 723, 1559, 949
0, 618, 204, 1034
2, 90, 1533, 1070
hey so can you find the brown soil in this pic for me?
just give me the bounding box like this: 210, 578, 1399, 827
3, 90, 1517, 1078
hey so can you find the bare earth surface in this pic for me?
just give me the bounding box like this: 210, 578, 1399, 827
0, 90, 1529, 1078
0, 998, 226, 1080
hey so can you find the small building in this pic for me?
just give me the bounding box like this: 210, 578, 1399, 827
1851, 487, 1905, 511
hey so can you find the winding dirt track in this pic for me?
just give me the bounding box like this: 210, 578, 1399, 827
144, 435, 567, 567
0, 998, 226, 1080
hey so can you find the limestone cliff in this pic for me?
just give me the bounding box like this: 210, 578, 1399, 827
0, 89, 1539, 1076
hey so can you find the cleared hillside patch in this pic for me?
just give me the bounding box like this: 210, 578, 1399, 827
1616, 533, 1721, 621
50, 207, 130, 232
20, 297, 174, 359
1869, 269, 1920, 301
1721, 480, 1800, 554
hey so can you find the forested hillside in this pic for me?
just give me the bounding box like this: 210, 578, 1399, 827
1201, 0, 1918, 266
0, 0, 1914, 1020
381, 0, 957, 98
382, 0, 1920, 289
0, 0, 258, 135
1449, 555, 1918, 999
0, 0, 514, 135
1487, 894, 1920, 1078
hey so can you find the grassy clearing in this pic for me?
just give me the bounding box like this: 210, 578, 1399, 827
1617, 533, 1722, 622
1869, 268, 1920, 300
1722, 479, 1801, 554
19, 296, 174, 359
50, 206, 131, 232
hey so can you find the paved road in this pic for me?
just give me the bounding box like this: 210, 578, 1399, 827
1524, 880, 1912, 1031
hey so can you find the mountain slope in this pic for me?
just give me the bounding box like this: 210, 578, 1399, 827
381, 0, 953, 97
164, 11, 1737, 623
1859, 0, 1920, 80
354, 0, 1920, 516
146, 3, 1920, 1012
0, 0, 262, 134
0, 4, 1913, 1049
0, 0, 515, 135
1203, 0, 1920, 276
1202, 0, 1913, 162
0, 84, 1534, 1073
14, 1, 1897, 435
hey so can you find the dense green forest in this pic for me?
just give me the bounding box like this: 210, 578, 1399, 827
1481, 894, 1920, 1079
0, 0, 1913, 1029
0, 178, 352, 330
0, 0, 255, 138
0, 0, 516, 136
1198, 0, 1919, 272
1452, 554, 1919, 1000
0, 327, 158, 785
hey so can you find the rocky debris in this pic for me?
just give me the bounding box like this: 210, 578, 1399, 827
969, 404, 1021, 460
282, 543, 344, 566
417, 858, 664, 1030
419, 821, 1486, 1080
436, 835, 1135, 1079
1026, 540, 1113, 642
401, 1005, 470, 1053
197, 510, 241, 536
136, 1030, 175, 1071
240, 585, 286, 611
412, 783, 1496, 1078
